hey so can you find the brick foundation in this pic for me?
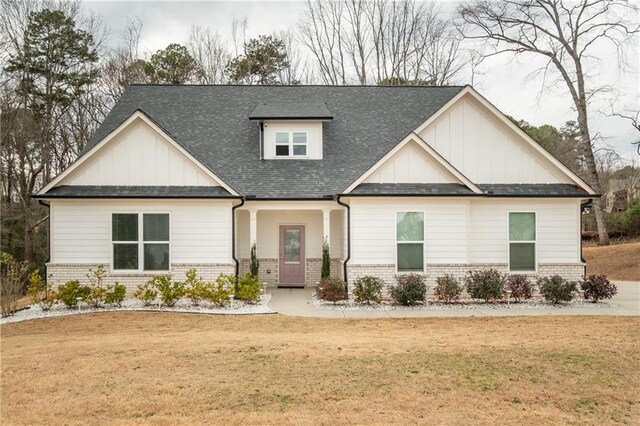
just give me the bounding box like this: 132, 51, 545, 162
239, 257, 344, 287
46, 263, 235, 294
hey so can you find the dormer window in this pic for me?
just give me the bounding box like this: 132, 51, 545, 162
275, 131, 308, 157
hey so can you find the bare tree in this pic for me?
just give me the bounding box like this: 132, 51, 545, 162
187, 25, 229, 84
457, 0, 640, 245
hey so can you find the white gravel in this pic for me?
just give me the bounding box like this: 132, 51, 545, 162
312, 295, 614, 311
0, 294, 274, 325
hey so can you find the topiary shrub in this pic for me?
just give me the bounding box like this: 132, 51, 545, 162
580, 275, 617, 302
235, 273, 262, 303
538, 275, 577, 304
27, 269, 57, 311
316, 277, 347, 304
321, 239, 331, 279
390, 273, 427, 305
183, 268, 207, 306
105, 283, 126, 307
433, 275, 462, 303
207, 274, 235, 307
464, 269, 506, 302
133, 280, 158, 306
352, 276, 384, 304
250, 243, 260, 278
57, 280, 91, 309
506, 274, 534, 302
152, 275, 185, 307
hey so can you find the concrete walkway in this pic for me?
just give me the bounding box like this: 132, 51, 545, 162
267, 281, 640, 318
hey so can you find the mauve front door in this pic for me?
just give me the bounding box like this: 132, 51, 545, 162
279, 225, 305, 285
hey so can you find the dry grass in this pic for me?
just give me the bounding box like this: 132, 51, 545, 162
1, 313, 639, 425
584, 241, 640, 280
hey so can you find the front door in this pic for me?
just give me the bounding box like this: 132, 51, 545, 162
279, 225, 305, 285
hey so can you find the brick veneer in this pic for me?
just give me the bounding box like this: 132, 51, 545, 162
46, 263, 234, 294
239, 258, 344, 287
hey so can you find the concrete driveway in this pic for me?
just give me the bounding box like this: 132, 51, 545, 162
267, 281, 640, 318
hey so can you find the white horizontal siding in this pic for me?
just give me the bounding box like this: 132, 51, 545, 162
51, 199, 233, 266
263, 120, 323, 160
65, 118, 218, 186
350, 198, 468, 265
469, 199, 581, 263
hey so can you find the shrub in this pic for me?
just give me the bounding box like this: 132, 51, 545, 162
580, 275, 617, 302
183, 268, 207, 306
622, 198, 640, 237
250, 243, 260, 277
538, 275, 577, 304
506, 275, 534, 302
27, 269, 57, 311
235, 272, 262, 303
390, 273, 427, 305
433, 275, 462, 303
464, 269, 506, 302
84, 265, 108, 308
133, 281, 158, 306
0, 252, 30, 317
321, 239, 331, 279
316, 277, 347, 304
105, 283, 127, 307
207, 274, 234, 307
152, 275, 185, 307
57, 280, 91, 308
352, 276, 384, 304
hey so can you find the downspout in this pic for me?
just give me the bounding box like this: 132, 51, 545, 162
37, 200, 51, 296
232, 197, 246, 276
335, 195, 351, 292
580, 199, 591, 278
259, 121, 264, 160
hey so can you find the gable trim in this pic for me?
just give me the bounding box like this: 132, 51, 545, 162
37, 110, 239, 196
343, 132, 483, 194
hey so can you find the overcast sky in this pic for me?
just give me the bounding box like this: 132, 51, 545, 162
84, 0, 640, 162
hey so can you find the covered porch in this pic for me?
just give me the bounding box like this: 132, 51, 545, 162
235, 200, 346, 287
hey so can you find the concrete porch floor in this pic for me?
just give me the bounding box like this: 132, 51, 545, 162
267, 281, 640, 318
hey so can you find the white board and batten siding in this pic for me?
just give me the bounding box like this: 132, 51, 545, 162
418, 93, 571, 185
65, 118, 219, 186
350, 197, 581, 266
50, 199, 233, 265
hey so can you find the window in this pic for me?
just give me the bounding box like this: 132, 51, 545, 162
509, 212, 536, 272
274, 131, 307, 157
396, 212, 424, 272
112, 213, 170, 271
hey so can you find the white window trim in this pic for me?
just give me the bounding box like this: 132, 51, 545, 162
395, 210, 425, 274
274, 131, 308, 158
111, 212, 172, 273
507, 211, 537, 273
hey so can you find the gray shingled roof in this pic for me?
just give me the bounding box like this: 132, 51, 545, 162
35, 185, 235, 198
349, 183, 589, 197
249, 102, 333, 120
83, 85, 464, 198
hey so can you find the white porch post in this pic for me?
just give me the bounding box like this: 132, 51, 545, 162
249, 209, 258, 247
322, 208, 331, 248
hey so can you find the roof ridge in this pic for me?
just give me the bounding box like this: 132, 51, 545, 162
128, 83, 467, 88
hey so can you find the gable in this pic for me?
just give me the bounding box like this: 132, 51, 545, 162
417, 92, 572, 185
363, 140, 462, 184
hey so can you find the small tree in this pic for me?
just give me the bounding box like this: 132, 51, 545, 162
0, 252, 30, 317
321, 239, 330, 279
250, 243, 260, 278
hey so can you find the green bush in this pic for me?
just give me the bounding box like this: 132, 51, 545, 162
433, 275, 462, 303
321, 239, 330, 279
152, 275, 185, 307
622, 198, 640, 236
250, 243, 260, 278
207, 274, 234, 307
390, 273, 427, 305
235, 272, 262, 303
580, 275, 617, 302
57, 280, 91, 308
183, 268, 207, 306
27, 269, 57, 311
316, 277, 347, 304
105, 283, 127, 307
133, 281, 158, 306
352, 276, 384, 304
506, 274, 534, 302
84, 265, 108, 308
538, 275, 577, 304
464, 269, 506, 302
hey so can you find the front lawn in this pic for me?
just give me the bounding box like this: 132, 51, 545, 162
1, 314, 639, 424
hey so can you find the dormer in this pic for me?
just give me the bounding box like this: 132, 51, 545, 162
250, 102, 333, 160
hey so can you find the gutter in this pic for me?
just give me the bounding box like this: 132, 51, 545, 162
335, 195, 351, 292
232, 197, 246, 276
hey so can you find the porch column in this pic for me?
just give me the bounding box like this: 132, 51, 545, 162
249, 209, 257, 247
322, 208, 331, 248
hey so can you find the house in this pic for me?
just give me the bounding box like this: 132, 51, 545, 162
34, 85, 596, 292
